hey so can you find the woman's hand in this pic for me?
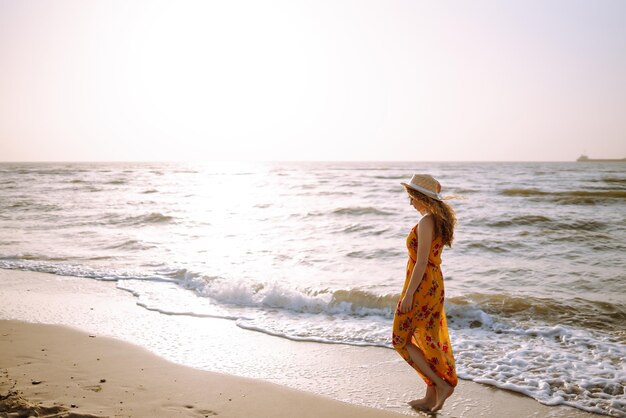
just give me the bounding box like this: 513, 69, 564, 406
398, 293, 414, 314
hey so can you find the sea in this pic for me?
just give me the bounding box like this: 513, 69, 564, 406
0, 161, 624, 416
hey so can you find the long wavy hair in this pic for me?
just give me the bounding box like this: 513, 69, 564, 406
405, 188, 456, 247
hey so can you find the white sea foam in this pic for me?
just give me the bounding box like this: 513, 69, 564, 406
178, 272, 396, 317
0, 258, 174, 283
113, 272, 626, 416
453, 322, 626, 416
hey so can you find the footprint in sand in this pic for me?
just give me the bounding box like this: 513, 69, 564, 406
163, 403, 218, 416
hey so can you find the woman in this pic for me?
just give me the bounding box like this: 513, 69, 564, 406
392, 174, 457, 412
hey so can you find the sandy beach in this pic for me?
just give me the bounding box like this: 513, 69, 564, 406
1, 320, 406, 418
0, 269, 603, 417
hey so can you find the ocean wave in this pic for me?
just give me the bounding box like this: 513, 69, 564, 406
2, 255, 625, 367
85, 256, 115, 261
501, 188, 626, 204
6, 201, 61, 212
13, 168, 73, 176
331, 207, 394, 216
447, 293, 626, 333
548, 232, 613, 244
600, 177, 626, 185
372, 175, 407, 180
339, 224, 371, 233
100, 212, 175, 226
487, 215, 608, 232
187, 276, 626, 335
487, 215, 552, 227
552, 196, 614, 205
464, 241, 523, 253
120, 273, 531, 332
103, 239, 156, 251
168, 274, 400, 317
315, 190, 353, 196
301, 207, 393, 218
345, 248, 402, 259
0, 259, 174, 283
111, 274, 400, 327
106, 179, 127, 185
5, 258, 623, 335
330, 289, 398, 312
0, 253, 70, 262
450, 187, 479, 194
338, 224, 391, 235
553, 219, 608, 231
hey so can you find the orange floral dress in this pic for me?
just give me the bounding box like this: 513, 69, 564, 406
392, 223, 457, 387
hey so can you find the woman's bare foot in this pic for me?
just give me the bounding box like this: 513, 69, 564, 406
430, 381, 454, 412
408, 385, 436, 411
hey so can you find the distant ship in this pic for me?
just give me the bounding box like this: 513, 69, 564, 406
576, 154, 626, 162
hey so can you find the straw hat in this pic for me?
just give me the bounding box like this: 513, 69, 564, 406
401, 174, 442, 201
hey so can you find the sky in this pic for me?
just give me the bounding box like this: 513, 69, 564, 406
1, 0, 625, 162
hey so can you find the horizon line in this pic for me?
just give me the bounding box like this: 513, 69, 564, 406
0, 159, 599, 164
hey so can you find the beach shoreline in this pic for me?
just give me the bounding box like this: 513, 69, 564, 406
0, 268, 604, 417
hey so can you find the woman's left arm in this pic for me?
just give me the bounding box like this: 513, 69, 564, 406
398, 215, 434, 313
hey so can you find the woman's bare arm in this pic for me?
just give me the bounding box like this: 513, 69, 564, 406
398, 215, 434, 313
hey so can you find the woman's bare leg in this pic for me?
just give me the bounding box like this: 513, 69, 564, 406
405, 342, 454, 412
408, 384, 436, 410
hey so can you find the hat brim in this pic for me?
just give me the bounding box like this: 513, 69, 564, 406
401, 182, 442, 201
